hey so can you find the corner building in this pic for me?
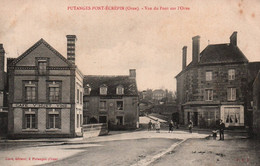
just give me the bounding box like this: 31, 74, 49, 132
176, 32, 249, 128
8, 36, 84, 138
83, 69, 139, 130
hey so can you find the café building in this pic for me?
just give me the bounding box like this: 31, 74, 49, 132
7, 35, 84, 138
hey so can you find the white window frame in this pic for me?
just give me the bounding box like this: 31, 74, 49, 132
206, 71, 212, 81
100, 85, 107, 95
25, 81, 36, 102
205, 89, 213, 101
227, 88, 236, 101
228, 69, 235, 80
116, 86, 124, 95
48, 109, 60, 129
48, 81, 60, 102
24, 109, 36, 129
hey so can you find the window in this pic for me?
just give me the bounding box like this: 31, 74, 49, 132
116, 86, 124, 95
228, 69, 235, 80
24, 109, 37, 129
38, 60, 47, 75
227, 88, 236, 101
77, 89, 79, 103
224, 107, 240, 124
48, 81, 60, 102
84, 101, 89, 109
116, 116, 123, 125
206, 71, 212, 81
25, 81, 36, 102
100, 85, 107, 95
47, 109, 61, 129
205, 89, 213, 101
117, 101, 123, 110
100, 101, 106, 109
80, 91, 82, 104
77, 113, 80, 128
84, 85, 91, 95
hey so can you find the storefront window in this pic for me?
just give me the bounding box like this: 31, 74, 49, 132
224, 107, 240, 124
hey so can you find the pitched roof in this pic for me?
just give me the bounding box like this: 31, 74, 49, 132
176, 43, 249, 78
83, 75, 138, 96
9, 38, 72, 66
199, 44, 248, 64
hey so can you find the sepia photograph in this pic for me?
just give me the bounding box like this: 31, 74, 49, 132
0, 0, 260, 165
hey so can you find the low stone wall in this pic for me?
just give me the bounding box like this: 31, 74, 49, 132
82, 123, 108, 139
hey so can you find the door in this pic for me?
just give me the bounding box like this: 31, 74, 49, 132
193, 112, 198, 126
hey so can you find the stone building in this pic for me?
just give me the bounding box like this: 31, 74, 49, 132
7, 35, 84, 138
83, 69, 139, 130
252, 71, 260, 137
0, 44, 8, 136
176, 32, 249, 128
152, 89, 166, 101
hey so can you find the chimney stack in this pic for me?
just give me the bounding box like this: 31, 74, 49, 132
66, 35, 77, 65
0, 44, 5, 92
192, 36, 200, 64
230, 31, 237, 46
182, 46, 187, 70
129, 69, 136, 78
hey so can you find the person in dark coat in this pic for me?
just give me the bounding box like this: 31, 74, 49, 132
188, 120, 193, 133
219, 119, 225, 140
148, 120, 152, 131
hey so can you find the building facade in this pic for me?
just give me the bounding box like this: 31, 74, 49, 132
83, 69, 139, 130
176, 32, 249, 128
7, 36, 84, 138
252, 71, 260, 137
152, 89, 166, 101
0, 44, 8, 136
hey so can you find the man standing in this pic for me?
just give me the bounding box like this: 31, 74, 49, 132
188, 120, 193, 133
155, 119, 160, 133
219, 120, 225, 140
148, 120, 152, 131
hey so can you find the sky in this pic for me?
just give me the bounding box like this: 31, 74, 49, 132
0, 0, 260, 92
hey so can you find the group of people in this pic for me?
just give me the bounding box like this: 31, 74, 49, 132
147, 118, 225, 140
148, 119, 179, 133
148, 119, 161, 133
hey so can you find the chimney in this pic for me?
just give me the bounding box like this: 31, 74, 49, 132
0, 44, 5, 91
192, 36, 200, 64
182, 46, 187, 70
230, 31, 237, 46
66, 35, 77, 65
129, 69, 136, 78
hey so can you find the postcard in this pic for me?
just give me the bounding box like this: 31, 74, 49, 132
0, 0, 259, 165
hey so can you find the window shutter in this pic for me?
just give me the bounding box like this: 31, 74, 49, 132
233, 88, 236, 100
35, 109, 38, 129
227, 88, 231, 100
58, 109, 61, 129
22, 109, 25, 129
46, 110, 49, 129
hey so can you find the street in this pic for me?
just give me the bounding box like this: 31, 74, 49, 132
0, 130, 259, 166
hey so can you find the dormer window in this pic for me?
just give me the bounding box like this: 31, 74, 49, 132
100, 85, 107, 95
84, 84, 91, 95
116, 85, 124, 95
